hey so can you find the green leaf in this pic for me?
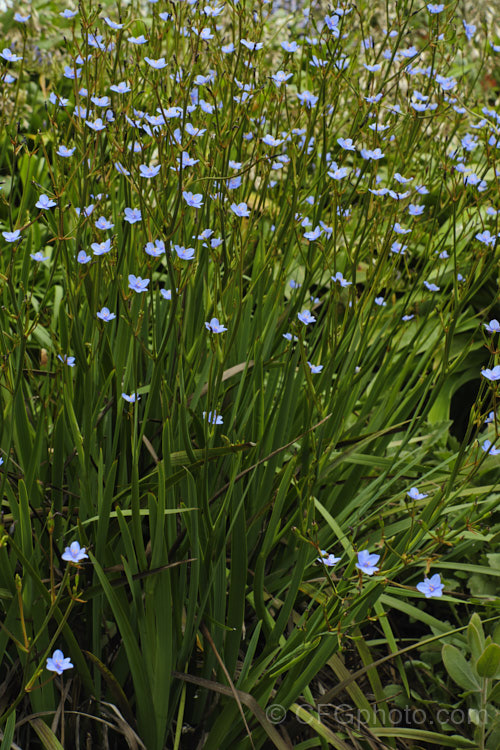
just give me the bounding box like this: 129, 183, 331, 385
468, 614, 485, 662
476, 644, 500, 679
442, 644, 480, 692
0, 710, 15, 750
29, 719, 64, 750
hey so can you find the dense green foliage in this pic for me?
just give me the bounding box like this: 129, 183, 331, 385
0, 0, 500, 747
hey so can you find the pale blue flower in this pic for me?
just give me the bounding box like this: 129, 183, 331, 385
95, 216, 114, 230
337, 137, 355, 150
139, 163, 161, 178
317, 550, 341, 566
271, 70, 293, 87
481, 365, 500, 381
145, 239, 165, 257
374, 297, 386, 306
47, 649, 73, 675
124, 207, 142, 224
2, 229, 22, 243
110, 81, 131, 93
58, 355, 75, 367
92, 239, 112, 256
96, 307, 116, 322
482, 439, 500, 455
298, 309, 316, 325
424, 281, 440, 292
122, 392, 140, 403
77, 250, 92, 264
57, 145, 76, 157
104, 17, 124, 29
307, 362, 323, 373
476, 230, 496, 246
296, 90, 318, 108
417, 573, 444, 598
36, 194, 57, 209
85, 118, 106, 132
240, 39, 263, 51
205, 317, 227, 333
128, 275, 149, 293
173, 245, 195, 260
203, 410, 223, 424
30, 251, 48, 262
331, 271, 351, 287
484, 320, 500, 334
230, 202, 250, 217
144, 57, 167, 69
0, 48, 23, 62
183, 191, 204, 208
62, 540, 88, 563
356, 550, 380, 575
407, 487, 428, 500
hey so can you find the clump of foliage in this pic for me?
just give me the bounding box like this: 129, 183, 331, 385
0, 0, 500, 747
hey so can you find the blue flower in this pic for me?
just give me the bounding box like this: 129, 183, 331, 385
482, 439, 500, 455
205, 317, 227, 333
2, 229, 22, 243
85, 118, 106, 132
0, 48, 23, 62
30, 251, 48, 262
182, 191, 204, 208
57, 145, 76, 157
46, 649, 73, 675
124, 207, 142, 224
317, 550, 341, 566
374, 297, 386, 306
240, 39, 263, 51
271, 70, 292, 87
407, 487, 428, 500
139, 163, 161, 178
337, 138, 356, 151
298, 310, 316, 325
122, 392, 140, 403
128, 35, 148, 44
128, 275, 150, 293
427, 3, 444, 12
481, 365, 500, 381
62, 540, 89, 563
203, 410, 223, 424
145, 239, 165, 257
58, 355, 75, 367
417, 573, 444, 598
77, 250, 92, 264
331, 271, 351, 287
91, 239, 112, 256
144, 57, 167, 69
307, 361, 323, 373
230, 202, 250, 217
484, 320, 500, 334
476, 230, 496, 246
424, 281, 440, 292
355, 550, 380, 575
96, 307, 116, 322
36, 194, 57, 209
173, 245, 195, 260
408, 204, 424, 216
95, 216, 114, 230
296, 90, 318, 108
104, 17, 124, 29
110, 81, 131, 93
